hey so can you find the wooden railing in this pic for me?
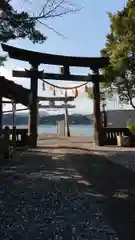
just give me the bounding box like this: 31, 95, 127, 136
14, 129, 28, 147
2, 128, 28, 147
0, 127, 28, 159
103, 127, 132, 145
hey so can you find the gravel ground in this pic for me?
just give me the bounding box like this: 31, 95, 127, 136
0, 148, 119, 240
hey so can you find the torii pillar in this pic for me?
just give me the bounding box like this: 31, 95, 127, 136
92, 69, 103, 146
28, 62, 39, 148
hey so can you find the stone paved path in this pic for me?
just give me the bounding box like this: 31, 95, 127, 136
0, 146, 120, 240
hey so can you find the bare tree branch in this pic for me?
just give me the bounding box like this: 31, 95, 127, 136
27, 0, 82, 37
31, 0, 80, 20
37, 19, 69, 39
0, 0, 82, 39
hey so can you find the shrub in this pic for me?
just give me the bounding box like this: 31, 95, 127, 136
127, 122, 135, 134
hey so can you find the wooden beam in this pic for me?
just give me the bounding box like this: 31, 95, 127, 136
38, 96, 75, 102
38, 104, 75, 109
2, 100, 16, 104
13, 70, 41, 78
2, 101, 13, 104
13, 70, 105, 82
2, 43, 109, 68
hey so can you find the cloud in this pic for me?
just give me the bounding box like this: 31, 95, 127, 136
0, 66, 12, 79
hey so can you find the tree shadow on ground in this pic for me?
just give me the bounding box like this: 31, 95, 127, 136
0, 150, 118, 240
65, 151, 135, 240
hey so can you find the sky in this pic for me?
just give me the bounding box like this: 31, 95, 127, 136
0, 0, 130, 114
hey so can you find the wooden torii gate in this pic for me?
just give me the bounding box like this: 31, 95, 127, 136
1, 43, 109, 147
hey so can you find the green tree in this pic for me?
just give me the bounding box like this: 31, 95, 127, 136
0, 0, 80, 64
101, 0, 135, 109
87, 83, 113, 107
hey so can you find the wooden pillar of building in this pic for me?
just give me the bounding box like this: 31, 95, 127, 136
28, 63, 39, 148
0, 95, 2, 134
102, 103, 107, 128
12, 101, 16, 146
92, 70, 103, 146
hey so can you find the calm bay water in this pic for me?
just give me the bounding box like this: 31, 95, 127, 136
13, 124, 94, 136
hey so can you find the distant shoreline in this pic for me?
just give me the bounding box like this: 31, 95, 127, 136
4, 124, 94, 137
4, 123, 93, 127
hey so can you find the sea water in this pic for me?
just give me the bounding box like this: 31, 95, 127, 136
9, 124, 94, 136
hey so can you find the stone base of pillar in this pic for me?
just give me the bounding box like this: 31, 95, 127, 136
94, 130, 104, 146
28, 134, 37, 148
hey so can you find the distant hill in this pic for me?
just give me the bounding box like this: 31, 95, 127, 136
3, 112, 92, 125
3, 109, 135, 127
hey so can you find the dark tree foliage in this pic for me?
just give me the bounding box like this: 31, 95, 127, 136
101, 0, 135, 108
0, 0, 47, 43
